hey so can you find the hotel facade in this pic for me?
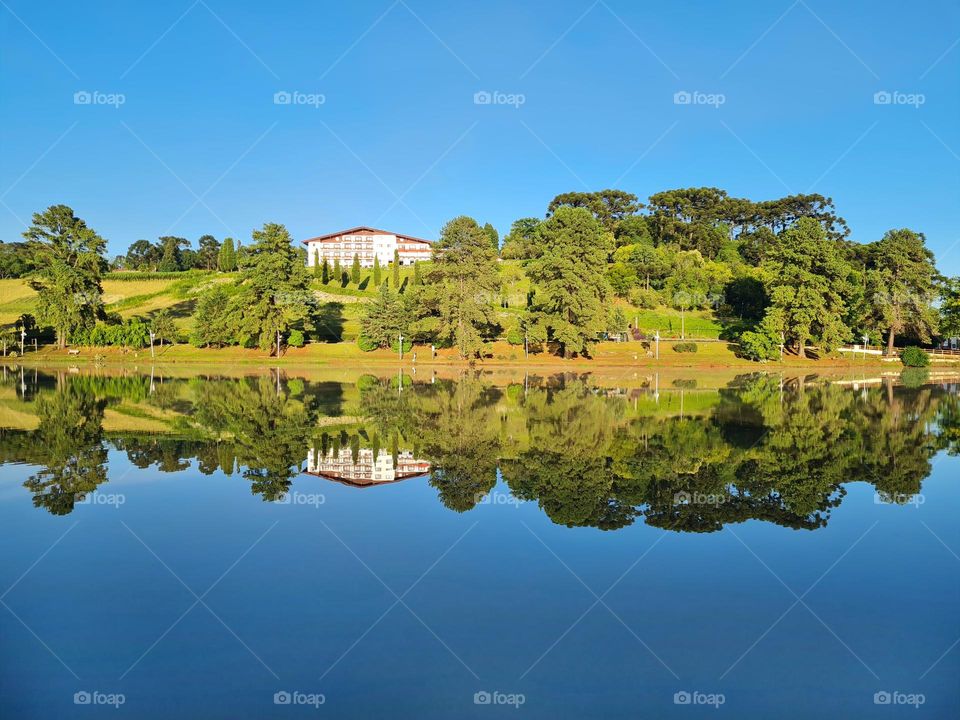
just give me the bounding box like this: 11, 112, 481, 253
303, 226, 432, 269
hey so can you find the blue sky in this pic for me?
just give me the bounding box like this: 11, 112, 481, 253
1, 0, 958, 270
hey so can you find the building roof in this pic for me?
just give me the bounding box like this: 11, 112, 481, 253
300, 470, 429, 488
301, 226, 433, 245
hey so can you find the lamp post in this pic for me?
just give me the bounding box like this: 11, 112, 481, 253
653, 330, 660, 360
862, 334, 869, 361
398, 333, 404, 362
20, 328, 25, 356
149, 330, 156, 359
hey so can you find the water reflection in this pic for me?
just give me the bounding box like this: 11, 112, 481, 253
1, 366, 956, 531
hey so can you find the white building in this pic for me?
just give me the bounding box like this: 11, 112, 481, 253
303, 226, 432, 269
304, 446, 431, 488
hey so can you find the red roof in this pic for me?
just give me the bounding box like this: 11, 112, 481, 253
301, 226, 433, 245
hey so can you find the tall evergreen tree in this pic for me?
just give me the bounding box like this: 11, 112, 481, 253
321, 258, 330, 285
393, 249, 400, 288
232, 223, 310, 354
429, 216, 500, 358
483, 222, 499, 253
351, 254, 361, 284
526, 206, 612, 357
218, 237, 236, 271
23, 205, 106, 348
333, 258, 342, 285
413, 260, 422, 286
373, 255, 382, 286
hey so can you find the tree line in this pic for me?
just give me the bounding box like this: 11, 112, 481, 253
9, 193, 960, 359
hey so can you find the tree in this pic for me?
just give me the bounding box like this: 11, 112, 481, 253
351, 253, 361, 284
126, 239, 159, 270
392, 249, 400, 288
413, 261, 422, 286
429, 216, 501, 358
151, 309, 176, 348
23, 205, 107, 348
217, 237, 237, 272
501, 217, 542, 259
157, 236, 189, 272
526, 206, 612, 357
863, 229, 939, 354
197, 235, 221, 270
312, 250, 322, 280
548, 190, 641, 233
482, 222, 499, 253
232, 223, 310, 354
320, 258, 330, 285
191, 285, 234, 347
939, 277, 960, 339
360, 282, 408, 349
759, 218, 854, 358
333, 258, 342, 285
373, 255, 382, 286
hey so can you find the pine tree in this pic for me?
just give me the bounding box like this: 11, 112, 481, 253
321, 258, 330, 285
413, 261, 422, 286
333, 258, 341, 286
217, 237, 237, 272
313, 250, 322, 280
351, 253, 361, 284
373, 255, 382, 286
392, 249, 400, 288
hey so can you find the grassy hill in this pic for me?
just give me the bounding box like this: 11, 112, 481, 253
0, 260, 724, 343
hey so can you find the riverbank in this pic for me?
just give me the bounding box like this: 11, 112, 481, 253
5, 338, 952, 370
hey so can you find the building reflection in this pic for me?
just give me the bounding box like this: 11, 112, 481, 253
304, 446, 430, 488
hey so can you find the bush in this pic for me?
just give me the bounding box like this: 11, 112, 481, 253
900, 346, 930, 367
737, 331, 780, 361
357, 334, 378, 352
389, 337, 413, 354
672, 342, 698, 353
900, 367, 930, 388
505, 325, 524, 345
629, 287, 661, 309
287, 329, 305, 348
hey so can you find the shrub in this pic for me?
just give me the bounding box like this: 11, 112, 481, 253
900, 367, 930, 388
287, 329, 305, 348
357, 334, 378, 352
672, 342, 698, 353
900, 346, 930, 367
389, 337, 413, 354
737, 331, 780, 361
505, 325, 524, 346
629, 287, 661, 309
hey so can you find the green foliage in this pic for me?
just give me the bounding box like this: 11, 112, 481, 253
74, 319, 150, 348
357, 334, 378, 352
505, 324, 524, 345
428, 216, 501, 358
360, 283, 408, 349
191, 285, 234, 347
672, 342, 698, 353
389, 336, 413, 354
629, 287, 661, 309
500, 217, 542, 260
737, 330, 780, 361
351, 254, 361, 284
321, 258, 331, 285
526, 206, 611, 356
392, 249, 400, 288
287, 329, 305, 347
157, 236, 189, 272
23, 204, 107, 348
373, 256, 382, 286
482, 222, 499, 252
900, 346, 930, 367
151, 309, 177, 345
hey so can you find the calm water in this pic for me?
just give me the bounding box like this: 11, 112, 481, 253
0, 366, 958, 718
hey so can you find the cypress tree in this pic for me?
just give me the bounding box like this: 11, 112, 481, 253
333, 258, 341, 285
351, 253, 361, 284
218, 237, 236, 271
392, 249, 400, 288
373, 255, 382, 286
321, 258, 330, 285
313, 250, 322, 280
413, 260, 422, 286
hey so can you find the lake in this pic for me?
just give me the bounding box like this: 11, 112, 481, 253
0, 365, 957, 718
